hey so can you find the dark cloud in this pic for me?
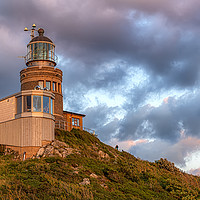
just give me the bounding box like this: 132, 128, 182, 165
83, 104, 119, 141
118, 93, 200, 142
1, 0, 200, 172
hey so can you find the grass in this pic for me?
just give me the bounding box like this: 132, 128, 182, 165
0, 128, 199, 199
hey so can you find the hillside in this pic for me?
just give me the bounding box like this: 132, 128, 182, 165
0, 129, 200, 199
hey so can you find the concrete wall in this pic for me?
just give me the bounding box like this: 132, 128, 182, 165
0, 117, 54, 147
0, 96, 16, 123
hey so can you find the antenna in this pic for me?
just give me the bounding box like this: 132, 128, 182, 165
24, 24, 38, 39
18, 56, 26, 64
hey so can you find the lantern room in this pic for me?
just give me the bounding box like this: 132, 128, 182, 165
25, 28, 57, 67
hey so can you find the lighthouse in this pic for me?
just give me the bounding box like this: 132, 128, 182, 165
21, 26, 63, 122
0, 24, 86, 158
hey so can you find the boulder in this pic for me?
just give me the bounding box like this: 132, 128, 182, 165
98, 150, 110, 159
79, 178, 90, 185
90, 173, 98, 179
36, 147, 45, 157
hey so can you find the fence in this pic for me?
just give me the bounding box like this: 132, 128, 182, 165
55, 120, 96, 136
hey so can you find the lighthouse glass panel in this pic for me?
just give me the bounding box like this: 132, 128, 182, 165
33, 96, 41, 112
34, 43, 38, 59
43, 96, 49, 113
44, 43, 47, 59
38, 43, 43, 59
26, 42, 56, 63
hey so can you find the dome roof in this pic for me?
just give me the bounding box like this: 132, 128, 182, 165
29, 28, 53, 43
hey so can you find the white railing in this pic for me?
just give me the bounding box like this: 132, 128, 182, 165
55, 120, 96, 136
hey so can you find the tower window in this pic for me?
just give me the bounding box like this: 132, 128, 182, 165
43, 96, 49, 113
58, 83, 61, 93
24, 96, 31, 112
33, 96, 41, 112
53, 82, 56, 91
46, 81, 51, 90
51, 98, 53, 114
38, 81, 44, 89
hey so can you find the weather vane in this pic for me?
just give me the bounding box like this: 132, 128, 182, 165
18, 24, 38, 63
24, 24, 38, 39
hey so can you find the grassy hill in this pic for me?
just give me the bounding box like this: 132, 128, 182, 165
0, 128, 200, 199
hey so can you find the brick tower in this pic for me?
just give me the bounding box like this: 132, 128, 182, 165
20, 27, 64, 121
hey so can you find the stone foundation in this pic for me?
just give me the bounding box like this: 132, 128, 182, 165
5, 140, 52, 159
5, 145, 40, 159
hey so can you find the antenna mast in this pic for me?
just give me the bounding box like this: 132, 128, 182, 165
24, 24, 38, 39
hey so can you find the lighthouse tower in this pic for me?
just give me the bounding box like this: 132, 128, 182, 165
0, 24, 86, 158
20, 26, 64, 122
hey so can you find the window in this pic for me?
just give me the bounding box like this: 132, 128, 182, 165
17, 96, 22, 114
48, 44, 51, 60
33, 96, 41, 112
58, 83, 61, 93
53, 82, 56, 91
38, 43, 43, 59
38, 81, 44, 89
34, 43, 38, 59
31, 44, 33, 60
51, 98, 53, 114
43, 96, 49, 113
72, 118, 80, 127
24, 96, 31, 112
44, 43, 47, 59
46, 81, 51, 90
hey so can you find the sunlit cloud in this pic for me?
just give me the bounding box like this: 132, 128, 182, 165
109, 138, 148, 151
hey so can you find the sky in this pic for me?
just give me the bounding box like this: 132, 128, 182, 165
1, 0, 200, 174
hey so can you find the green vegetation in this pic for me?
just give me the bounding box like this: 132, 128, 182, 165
0, 128, 200, 199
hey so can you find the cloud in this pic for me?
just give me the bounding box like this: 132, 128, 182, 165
189, 168, 200, 176
1, 0, 200, 172
109, 138, 148, 151
130, 137, 200, 168
83, 104, 119, 141
118, 92, 200, 142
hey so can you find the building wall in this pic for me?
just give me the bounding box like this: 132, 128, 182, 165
0, 96, 16, 123
21, 81, 38, 90
0, 117, 54, 147
63, 112, 84, 131
6, 146, 40, 159
54, 93, 63, 120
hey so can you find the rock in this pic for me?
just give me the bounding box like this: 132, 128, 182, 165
79, 178, 90, 185
54, 149, 62, 157
98, 150, 110, 159
44, 145, 54, 156
72, 163, 79, 168
34, 139, 79, 159
100, 183, 108, 189
66, 148, 74, 155
90, 173, 98, 179
48, 154, 57, 158
36, 147, 45, 157
51, 140, 69, 148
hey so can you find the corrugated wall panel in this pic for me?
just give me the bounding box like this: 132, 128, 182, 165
0, 117, 54, 147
